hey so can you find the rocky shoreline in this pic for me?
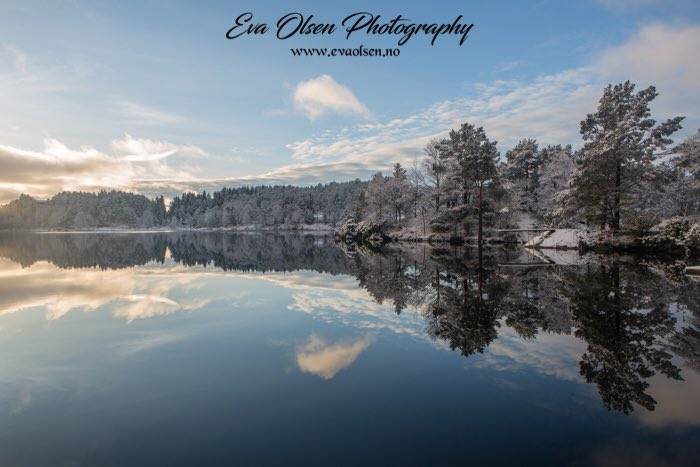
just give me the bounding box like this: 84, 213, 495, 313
334, 216, 700, 258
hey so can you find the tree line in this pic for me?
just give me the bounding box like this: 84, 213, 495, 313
0, 181, 366, 230
347, 81, 699, 241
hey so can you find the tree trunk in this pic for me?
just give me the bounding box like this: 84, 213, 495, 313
478, 236, 483, 294
478, 183, 484, 247
435, 180, 441, 214
414, 190, 418, 217
613, 160, 621, 232
525, 168, 529, 193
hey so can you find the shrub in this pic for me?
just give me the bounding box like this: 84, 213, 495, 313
685, 224, 700, 250
626, 212, 660, 236
662, 217, 691, 241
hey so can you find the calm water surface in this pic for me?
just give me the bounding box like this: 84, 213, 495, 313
0, 232, 698, 466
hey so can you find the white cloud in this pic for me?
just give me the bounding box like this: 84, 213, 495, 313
0, 139, 129, 202
0, 135, 204, 203
594, 23, 700, 118
293, 75, 371, 120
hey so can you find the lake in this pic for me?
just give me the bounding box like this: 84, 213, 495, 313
0, 232, 698, 466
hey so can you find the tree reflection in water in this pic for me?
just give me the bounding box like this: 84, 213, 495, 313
0, 231, 698, 415
344, 241, 698, 415
564, 264, 681, 413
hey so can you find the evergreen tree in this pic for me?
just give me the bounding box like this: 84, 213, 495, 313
535, 144, 575, 224
392, 162, 407, 180
505, 138, 539, 209
673, 129, 700, 214
568, 81, 683, 231
388, 163, 410, 222
423, 138, 448, 213
444, 123, 500, 244
352, 190, 367, 222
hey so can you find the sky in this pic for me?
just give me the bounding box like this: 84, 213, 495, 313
1, 0, 699, 203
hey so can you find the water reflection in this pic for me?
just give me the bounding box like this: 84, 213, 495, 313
0, 232, 352, 272
296, 334, 375, 380
0, 232, 699, 465
0, 231, 698, 416
373, 244, 700, 416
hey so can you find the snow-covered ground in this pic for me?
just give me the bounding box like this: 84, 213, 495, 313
526, 229, 581, 249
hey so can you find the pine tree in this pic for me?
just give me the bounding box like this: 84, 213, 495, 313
535, 144, 575, 223
673, 129, 700, 214
505, 138, 539, 209
445, 123, 500, 244
569, 81, 683, 231
352, 190, 367, 222
154, 195, 167, 225
388, 163, 410, 222
392, 162, 407, 180
423, 138, 448, 213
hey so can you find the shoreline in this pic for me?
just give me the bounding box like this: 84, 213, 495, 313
0, 225, 335, 235
334, 222, 700, 259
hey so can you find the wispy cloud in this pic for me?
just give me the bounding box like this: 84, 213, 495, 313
493, 60, 522, 73
0, 135, 204, 203
293, 74, 371, 120
114, 101, 186, 126
111, 133, 206, 161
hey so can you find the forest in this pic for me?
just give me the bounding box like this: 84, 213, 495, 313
1, 81, 699, 252
0, 181, 365, 230
340, 81, 700, 253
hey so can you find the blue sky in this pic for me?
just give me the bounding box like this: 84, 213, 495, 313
1, 0, 699, 202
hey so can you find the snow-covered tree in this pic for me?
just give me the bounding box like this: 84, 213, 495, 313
423, 138, 449, 213
535, 144, 575, 224
352, 189, 368, 222
365, 172, 391, 223
673, 129, 700, 214
443, 123, 501, 242
387, 163, 411, 222
566, 81, 684, 231
505, 138, 539, 210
